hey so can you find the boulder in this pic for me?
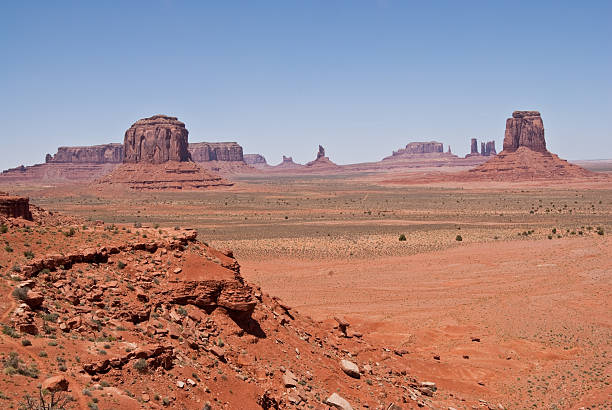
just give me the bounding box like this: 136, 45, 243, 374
325, 393, 353, 410
42, 375, 69, 393
123, 115, 190, 164
24, 290, 44, 308
340, 359, 360, 378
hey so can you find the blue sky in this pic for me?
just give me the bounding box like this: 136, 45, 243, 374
1, 1, 610, 169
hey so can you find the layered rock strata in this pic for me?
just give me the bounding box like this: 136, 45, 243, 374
503, 111, 546, 152
189, 142, 244, 162
0, 192, 32, 220
123, 115, 190, 164
46, 144, 124, 164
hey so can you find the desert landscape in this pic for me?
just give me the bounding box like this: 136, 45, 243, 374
0, 107, 611, 410
2, 2, 611, 409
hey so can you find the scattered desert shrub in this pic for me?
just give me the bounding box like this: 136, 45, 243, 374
63, 227, 76, 237
133, 358, 148, 373
23, 250, 35, 259
398, 234, 406, 241
455, 235, 463, 242
12, 286, 29, 301
0, 224, 8, 234
4, 245, 13, 253
2, 324, 19, 338
3, 352, 39, 378
117, 261, 126, 269
21, 339, 32, 347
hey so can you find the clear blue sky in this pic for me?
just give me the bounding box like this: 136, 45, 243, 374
1, 1, 611, 169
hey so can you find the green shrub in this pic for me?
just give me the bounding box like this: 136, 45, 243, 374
455, 235, 463, 242
4, 245, 13, 253
23, 250, 35, 259
2, 325, 19, 338
0, 225, 8, 234
12, 286, 29, 301
117, 261, 126, 269
398, 234, 406, 241
21, 339, 32, 347
63, 227, 76, 237
133, 358, 147, 373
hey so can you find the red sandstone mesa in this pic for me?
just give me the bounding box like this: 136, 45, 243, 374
189, 142, 244, 162
46, 144, 124, 164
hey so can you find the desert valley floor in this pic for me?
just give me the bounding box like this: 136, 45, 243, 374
3, 169, 611, 409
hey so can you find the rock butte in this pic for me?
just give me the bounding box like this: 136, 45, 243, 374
243, 153, 268, 168
0, 192, 32, 220
468, 111, 594, 180
306, 145, 340, 168
99, 115, 232, 190
123, 115, 190, 164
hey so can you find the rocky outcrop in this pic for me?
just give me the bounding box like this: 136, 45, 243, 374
503, 111, 546, 152
46, 144, 124, 164
466, 139, 496, 157
244, 154, 268, 167
470, 138, 478, 155
189, 142, 244, 162
307, 146, 340, 168
98, 162, 231, 190
271, 156, 304, 169
467, 111, 594, 180
316, 145, 326, 160
391, 142, 444, 157
124, 115, 190, 164
0, 193, 32, 220
100, 115, 231, 190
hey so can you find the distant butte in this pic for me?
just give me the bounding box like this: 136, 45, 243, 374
467, 111, 594, 180
98, 115, 232, 190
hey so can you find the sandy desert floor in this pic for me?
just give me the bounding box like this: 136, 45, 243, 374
3, 171, 612, 408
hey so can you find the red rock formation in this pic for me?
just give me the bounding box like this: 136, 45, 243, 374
467, 111, 594, 180
100, 115, 232, 190
306, 146, 340, 168
46, 144, 124, 164
470, 138, 479, 155
391, 142, 444, 157
485, 141, 496, 156
0, 193, 32, 220
97, 162, 231, 190
244, 154, 268, 168
123, 115, 190, 164
503, 111, 546, 152
189, 142, 244, 162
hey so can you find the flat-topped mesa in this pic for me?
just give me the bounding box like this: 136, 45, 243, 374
46, 144, 124, 164
189, 142, 244, 162
123, 115, 190, 164
503, 110, 546, 153
0, 192, 32, 220
393, 142, 443, 156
